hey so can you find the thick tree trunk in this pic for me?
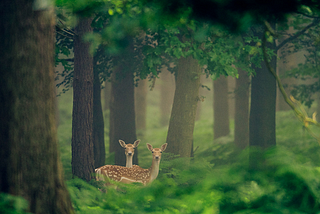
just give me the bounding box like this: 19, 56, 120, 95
160, 66, 175, 126
249, 24, 277, 150
166, 56, 201, 157
93, 63, 105, 168
213, 76, 230, 139
109, 43, 138, 166
72, 18, 95, 181
135, 78, 147, 137
0, 2, 74, 213
234, 68, 250, 149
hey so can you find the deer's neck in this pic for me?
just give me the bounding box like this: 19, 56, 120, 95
126, 155, 133, 168
149, 159, 160, 183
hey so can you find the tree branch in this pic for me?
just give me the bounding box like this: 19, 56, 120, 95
294, 11, 320, 19
276, 18, 320, 51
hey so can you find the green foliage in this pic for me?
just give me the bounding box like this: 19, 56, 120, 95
56, 0, 276, 91
217, 148, 320, 214
65, 146, 320, 213
67, 178, 106, 213
0, 194, 30, 214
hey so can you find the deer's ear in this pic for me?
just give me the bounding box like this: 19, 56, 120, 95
147, 143, 153, 151
161, 143, 168, 152
119, 140, 126, 148
134, 139, 141, 147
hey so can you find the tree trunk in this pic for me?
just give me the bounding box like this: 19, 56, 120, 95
249, 25, 277, 153
196, 75, 206, 121
72, 18, 95, 181
0, 2, 74, 213
104, 82, 111, 111
228, 76, 236, 119
109, 44, 138, 166
317, 92, 320, 122
213, 76, 230, 139
166, 56, 201, 157
135, 78, 147, 137
93, 62, 105, 168
234, 68, 250, 149
160, 66, 175, 126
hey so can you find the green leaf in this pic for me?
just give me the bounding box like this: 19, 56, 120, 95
108, 8, 114, 16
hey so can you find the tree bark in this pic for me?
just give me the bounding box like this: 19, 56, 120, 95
93, 61, 105, 168
135, 78, 147, 137
109, 42, 138, 166
103, 82, 111, 111
213, 76, 230, 139
72, 18, 95, 181
234, 68, 250, 149
0, 2, 74, 213
166, 56, 201, 157
160, 66, 175, 126
249, 24, 277, 150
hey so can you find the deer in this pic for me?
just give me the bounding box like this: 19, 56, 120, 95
95, 143, 167, 185
119, 139, 140, 168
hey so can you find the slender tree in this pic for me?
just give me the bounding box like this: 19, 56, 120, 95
135, 78, 147, 137
196, 75, 206, 121
317, 93, 320, 122
160, 66, 175, 126
104, 82, 111, 111
72, 18, 95, 181
93, 59, 105, 168
213, 76, 230, 139
228, 76, 236, 119
0, 1, 74, 213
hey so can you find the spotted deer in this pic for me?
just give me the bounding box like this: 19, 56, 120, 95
95, 143, 167, 185
119, 139, 140, 168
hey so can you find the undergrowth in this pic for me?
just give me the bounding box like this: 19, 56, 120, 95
59, 91, 320, 213
67, 147, 320, 213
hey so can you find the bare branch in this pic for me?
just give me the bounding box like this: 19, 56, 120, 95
276, 18, 320, 51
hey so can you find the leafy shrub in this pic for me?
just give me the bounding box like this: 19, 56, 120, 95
0, 193, 30, 214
